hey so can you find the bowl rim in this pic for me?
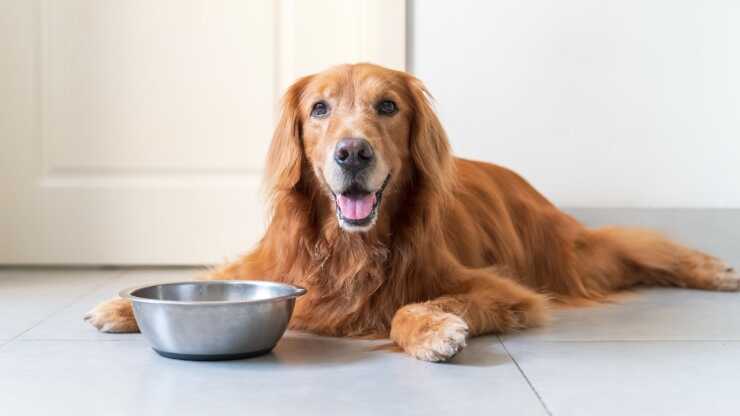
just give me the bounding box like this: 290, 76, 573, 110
119, 280, 307, 306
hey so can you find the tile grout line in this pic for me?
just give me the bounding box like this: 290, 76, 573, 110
498, 335, 553, 416
0, 270, 128, 352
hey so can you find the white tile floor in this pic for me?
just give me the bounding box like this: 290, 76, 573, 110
1, 268, 739, 416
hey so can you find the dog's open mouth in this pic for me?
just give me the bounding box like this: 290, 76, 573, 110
333, 175, 390, 228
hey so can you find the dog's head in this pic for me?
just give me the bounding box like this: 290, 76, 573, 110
266, 63, 453, 232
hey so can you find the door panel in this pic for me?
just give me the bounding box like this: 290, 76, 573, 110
44, 0, 273, 173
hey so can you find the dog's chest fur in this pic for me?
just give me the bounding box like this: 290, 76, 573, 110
287, 236, 413, 336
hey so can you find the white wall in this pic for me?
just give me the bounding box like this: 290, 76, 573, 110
410, 0, 740, 208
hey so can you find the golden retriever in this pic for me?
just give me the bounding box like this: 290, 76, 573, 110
86, 63, 739, 362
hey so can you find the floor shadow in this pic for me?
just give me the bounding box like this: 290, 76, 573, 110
447, 335, 512, 367
224, 333, 388, 368
266, 333, 512, 368
174, 333, 512, 369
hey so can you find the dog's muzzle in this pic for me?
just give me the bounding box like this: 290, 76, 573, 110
325, 138, 390, 231
331, 175, 390, 230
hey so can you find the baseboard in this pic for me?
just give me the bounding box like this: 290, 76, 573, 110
564, 208, 740, 266
3, 208, 737, 268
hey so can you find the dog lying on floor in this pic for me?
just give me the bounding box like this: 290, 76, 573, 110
86, 63, 739, 362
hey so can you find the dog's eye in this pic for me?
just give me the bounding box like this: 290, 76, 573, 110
311, 101, 329, 118
377, 100, 398, 116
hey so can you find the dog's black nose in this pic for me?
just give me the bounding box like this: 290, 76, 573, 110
334, 138, 374, 172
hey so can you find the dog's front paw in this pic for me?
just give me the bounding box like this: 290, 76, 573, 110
84, 297, 139, 333
390, 304, 469, 362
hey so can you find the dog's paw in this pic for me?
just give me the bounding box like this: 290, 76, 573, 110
84, 297, 139, 333
714, 266, 740, 291
390, 304, 469, 362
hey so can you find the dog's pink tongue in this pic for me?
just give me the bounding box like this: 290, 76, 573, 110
337, 194, 376, 220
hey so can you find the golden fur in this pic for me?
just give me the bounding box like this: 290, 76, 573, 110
87, 63, 739, 361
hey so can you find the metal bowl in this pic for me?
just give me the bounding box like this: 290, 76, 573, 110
119, 280, 306, 361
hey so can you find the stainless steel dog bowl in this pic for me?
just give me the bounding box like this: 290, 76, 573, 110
119, 281, 306, 361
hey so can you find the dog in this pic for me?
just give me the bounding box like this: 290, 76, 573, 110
86, 63, 739, 362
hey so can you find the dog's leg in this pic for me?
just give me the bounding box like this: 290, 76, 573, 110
390, 269, 549, 362
580, 227, 740, 292
85, 256, 263, 333
84, 297, 138, 333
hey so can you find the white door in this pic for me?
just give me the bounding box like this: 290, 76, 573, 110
0, 0, 405, 265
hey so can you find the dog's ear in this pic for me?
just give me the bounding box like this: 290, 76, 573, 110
405, 76, 455, 198
265, 75, 313, 193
